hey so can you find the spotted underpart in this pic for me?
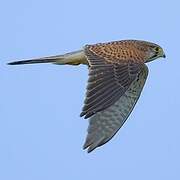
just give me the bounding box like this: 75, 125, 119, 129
83, 65, 148, 153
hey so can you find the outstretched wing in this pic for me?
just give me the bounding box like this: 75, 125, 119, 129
80, 45, 143, 119
83, 65, 148, 153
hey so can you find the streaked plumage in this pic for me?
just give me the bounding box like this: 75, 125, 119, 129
8, 40, 165, 153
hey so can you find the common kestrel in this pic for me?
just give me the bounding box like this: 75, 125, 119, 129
8, 40, 165, 153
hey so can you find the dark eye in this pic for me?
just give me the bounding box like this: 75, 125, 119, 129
155, 47, 159, 52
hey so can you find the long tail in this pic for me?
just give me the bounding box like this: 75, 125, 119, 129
7, 55, 64, 65
7, 50, 87, 66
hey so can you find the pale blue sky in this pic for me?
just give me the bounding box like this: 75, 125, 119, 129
1, 0, 180, 179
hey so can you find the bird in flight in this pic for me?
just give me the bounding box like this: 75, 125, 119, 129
8, 40, 166, 153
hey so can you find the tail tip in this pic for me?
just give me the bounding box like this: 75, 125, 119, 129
7, 62, 16, 65
7, 60, 30, 65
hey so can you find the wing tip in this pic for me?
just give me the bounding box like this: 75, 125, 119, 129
80, 112, 85, 117
83, 143, 97, 153
80, 111, 95, 119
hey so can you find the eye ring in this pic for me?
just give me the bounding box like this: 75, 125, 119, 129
155, 47, 159, 52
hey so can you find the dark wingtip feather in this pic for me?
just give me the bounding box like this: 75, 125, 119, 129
80, 111, 95, 119
87, 148, 94, 153
83, 143, 94, 153
80, 112, 85, 117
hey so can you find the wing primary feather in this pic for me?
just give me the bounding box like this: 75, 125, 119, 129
83, 65, 149, 152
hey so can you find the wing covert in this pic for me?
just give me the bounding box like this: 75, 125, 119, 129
83, 65, 148, 152
80, 45, 143, 119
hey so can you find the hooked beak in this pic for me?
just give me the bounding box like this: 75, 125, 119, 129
162, 53, 166, 58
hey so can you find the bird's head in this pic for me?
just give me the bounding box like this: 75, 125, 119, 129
140, 41, 166, 63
